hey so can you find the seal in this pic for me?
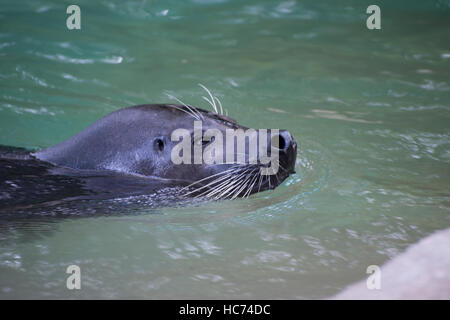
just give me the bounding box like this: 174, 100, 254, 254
33, 103, 297, 199
1, 100, 297, 215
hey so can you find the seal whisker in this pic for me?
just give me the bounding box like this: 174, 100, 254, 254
196, 176, 237, 199
186, 165, 247, 194
214, 96, 223, 115
183, 167, 245, 196
213, 166, 255, 200
217, 180, 243, 200
206, 167, 254, 198
244, 170, 260, 198
257, 173, 264, 193
208, 176, 244, 199
204, 167, 254, 199
181, 166, 241, 191
201, 96, 217, 113
198, 84, 227, 116
168, 103, 199, 120
230, 167, 259, 199
237, 167, 259, 196
212, 177, 245, 200
165, 93, 203, 120
184, 173, 234, 197
198, 84, 218, 114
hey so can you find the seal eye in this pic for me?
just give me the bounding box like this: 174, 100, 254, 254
194, 136, 215, 146
154, 138, 164, 152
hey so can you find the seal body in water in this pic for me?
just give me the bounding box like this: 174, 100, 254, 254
0, 103, 297, 215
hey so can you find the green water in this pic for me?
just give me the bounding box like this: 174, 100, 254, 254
0, 0, 449, 299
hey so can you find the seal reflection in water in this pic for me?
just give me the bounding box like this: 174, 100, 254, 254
0, 99, 297, 215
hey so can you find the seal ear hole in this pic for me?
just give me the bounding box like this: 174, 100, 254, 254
154, 138, 164, 152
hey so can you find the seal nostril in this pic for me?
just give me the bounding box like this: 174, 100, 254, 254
272, 133, 287, 150
278, 134, 286, 150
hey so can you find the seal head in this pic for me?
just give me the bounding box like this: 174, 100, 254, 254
34, 104, 297, 199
